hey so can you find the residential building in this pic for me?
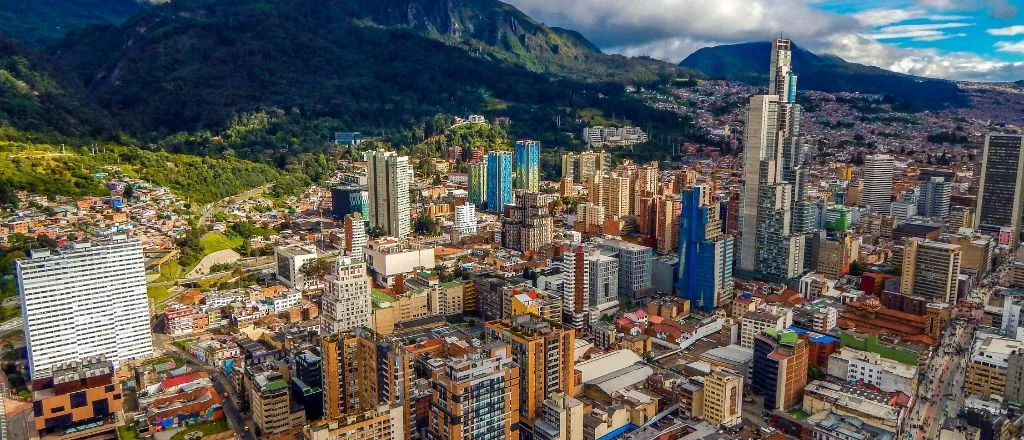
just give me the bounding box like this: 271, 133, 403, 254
425, 343, 521, 440
657, 196, 682, 255
487, 151, 513, 213
502, 192, 553, 252
321, 257, 372, 335
976, 134, 1024, 242
741, 310, 790, 349
16, 239, 153, 376
702, 368, 743, 427
587, 250, 619, 310
558, 247, 590, 328
826, 347, 917, 396
577, 151, 606, 183
362, 239, 435, 287
366, 150, 412, 238
900, 238, 962, 303
677, 184, 735, 313
303, 404, 404, 440
595, 239, 654, 304
515, 140, 540, 192
863, 154, 895, 214
535, 393, 585, 440
965, 336, 1024, 399
321, 332, 379, 420
800, 381, 903, 434
344, 212, 367, 259
275, 245, 318, 290
468, 161, 488, 206
453, 203, 477, 235
247, 369, 306, 437
751, 329, 808, 411
918, 176, 952, 219
486, 315, 576, 432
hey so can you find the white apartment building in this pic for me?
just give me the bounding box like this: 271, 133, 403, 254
863, 154, 895, 214
275, 245, 318, 290
740, 310, 789, 348
826, 347, 917, 396
16, 238, 153, 376
320, 257, 372, 335
366, 150, 412, 238
362, 239, 435, 287
453, 203, 477, 234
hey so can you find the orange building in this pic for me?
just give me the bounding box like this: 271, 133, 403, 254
31, 357, 124, 439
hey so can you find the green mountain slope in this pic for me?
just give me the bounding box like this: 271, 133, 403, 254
680, 41, 966, 110
0, 0, 142, 47
53, 0, 686, 145
0, 34, 112, 138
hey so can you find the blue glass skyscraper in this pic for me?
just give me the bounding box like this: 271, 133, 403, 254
513, 140, 539, 192
486, 151, 512, 213
677, 185, 734, 314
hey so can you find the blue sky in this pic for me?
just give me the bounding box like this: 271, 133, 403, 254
506, 0, 1024, 81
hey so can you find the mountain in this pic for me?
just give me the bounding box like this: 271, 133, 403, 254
53, 0, 686, 144
0, 34, 112, 138
680, 41, 966, 109
0, 0, 143, 48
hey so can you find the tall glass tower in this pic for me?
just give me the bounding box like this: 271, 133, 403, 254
487, 151, 513, 213
514, 140, 539, 192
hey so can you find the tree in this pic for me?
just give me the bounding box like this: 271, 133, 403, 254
808, 363, 825, 381
849, 260, 865, 277
414, 213, 441, 236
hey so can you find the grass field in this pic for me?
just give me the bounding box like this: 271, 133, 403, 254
200, 232, 243, 254
117, 425, 141, 440
147, 285, 175, 303
0, 305, 20, 321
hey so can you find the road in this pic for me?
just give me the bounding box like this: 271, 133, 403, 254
197, 185, 270, 227
0, 318, 21, 333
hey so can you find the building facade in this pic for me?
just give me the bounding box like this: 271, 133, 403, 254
515, 140, 540, 192
487, 151, 513, 213
976, 134, 1024, 241
751, 329, 808, 411
366, 150, 412, 238
863, 154, 895, 214
321, 257, 372, 335
677, 184, 735, 314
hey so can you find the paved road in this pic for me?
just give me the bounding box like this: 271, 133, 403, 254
0, 318, 21, 333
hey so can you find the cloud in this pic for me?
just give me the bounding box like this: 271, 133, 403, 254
607, 38, 720, 63
913, 0, 1017, 18
869, 22, 974, 40
995, 41, 1024, 53
822, 34, 1024, 81
852, 8, 971, 27
988, 25, 1024, 36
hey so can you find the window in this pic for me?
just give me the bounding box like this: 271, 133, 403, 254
70, 391, 87, 409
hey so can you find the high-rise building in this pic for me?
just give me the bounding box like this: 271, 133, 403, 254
595, 239, 654, 304
486, 315, 576, 431
468, 161, 488, 206
751, 328, 808, 411
321, 257, 372, 335
677, 185, 735, 314
977, 134, 1024, 242
964, 337, 1024, 400
16, 238, 153, 376
321, 332, 379, 421
738, 39, 807, 281
515, 140, 540, 192
332, 186, 369, 220
344, 212, 367, 259
900, 238, 962, 303
366, 150, 412, 238
425, 343, 521, 440
502, 192, 553, 252
863, 154, 895, 214
534, 393, 585, 440
702, 368, 743, 427
487, 151, 513, 213
602, 173, 631, 218
453, 203, 477, 234
632, 162, 659, 216
557, 247, 590, 328
577, 151, 606, 183
917, 176, 951, 219
561, 152, 577, 182
587, 250, 619, 309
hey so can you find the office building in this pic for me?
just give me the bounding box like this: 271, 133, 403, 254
863, 154, 895, 214
558, 247, 590, 328
751, 329, 808, 411
740, 309, 790, 349
275, 245, 318, 290
487, 151, 513, 213
486, 315, 576, 431
900, 238, 962, 303
965, 336, 1024, 399
344, 212, 367, 259
468, 161, 488, 206
303, 404, 404, 440
587, 250, 619, 309
16, 239, 153, 376
826, 347, 917, 396
977, 134, 1024, 241
425, 343, 521, 440
657, 195, 682, 255
677, 185, 735, 314
332, 186, 369, 220
30, 356, 123, 439
515, 140, 540, 192
702, 368, 743, 427
365, 150, 412, 238
917, 176, 951, 219
321, 257, 372, 335
502, 192, 553, 252
595, 239, 654, 303
453, 203, 477, 234
321, 333, 379, 420
247, 368, 306, 436
534, 393, 584, 440
602, 173, 631, 219
632, 162, 659, 216
738, 39, 807, 281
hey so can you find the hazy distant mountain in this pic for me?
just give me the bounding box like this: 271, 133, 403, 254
680, 41, 966, 109
0, 0, 143, 47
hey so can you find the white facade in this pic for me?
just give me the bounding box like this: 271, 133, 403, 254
363, 242, 435, 286
320, 257, 372, 335
826, 347, 917, 396
453, 204, 477, 234
863, 154, 895, 214
740, 311, 788, 348
366, 150, 412, 238
889, 201, 917, 221
275, 246, 318, 290
16, 239, 153, 376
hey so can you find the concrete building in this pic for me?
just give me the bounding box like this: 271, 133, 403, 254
751, 328, 808, 411
321, 257, 372, 335
535, 393, 585, 440
595, 239, 654, 304
453, 203, 477, 235
321, 333, 378, 420
863, 154, 895, 214
577, 151, 607, 183
965, 336, 1024, 399
587, 250, 620, 310
247, 369, 306, 437
362, 239, 435, 287
976, 134, 1024, 242
741, 309, 790, 349
16, 238, 153, 376
487, 151, 513, 213
30, 356, 123, 439
826, 347, 917, 396
801, 381, 903, 434
900, 238, 962, 303
425, 343, 521, 440
303, 404, 404, 440
657, 195, 682, 255
365, 150, 412, 238
344, 212, 367, 260
918, 176, 952, 219
502, 192, 553, 252
677, 184, 735, 314
558, 247, 590, 328
702, 368, 743, 427
275, 245, 318, 290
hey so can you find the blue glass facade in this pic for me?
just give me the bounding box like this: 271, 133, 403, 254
514, 141, 539, 192
487, 152, 512, 213
676, 186, 734, 314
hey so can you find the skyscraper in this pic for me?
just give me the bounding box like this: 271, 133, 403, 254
487, 151, 513, 213
595, 239, 654, 305
468, 161, 488, 207
977, 134, 1024, 241
320, 256, 372, 335
321, 332, 378, 420
918, 176, 952, 219
900, 238, 962, 303
577, 151, 606, 183
738, 39, 806, 281
426, 343, 521, 440
331, 186, 369, 220
16, 238, 153, 376
343, 212, 367, 259
514, 140, 540, 192
863, 154, 895, 214
365, 150, 411, 238
502, 192, 553, 252
677, 185, 735, 314
557, 247, 590, 328
751, 328, 808, 411
453, 203, 477, 234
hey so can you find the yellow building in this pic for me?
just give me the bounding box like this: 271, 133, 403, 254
535, 393, 585, 440
303, 404, 405, 440
965, 337, 1024, 398
322, 333, 378, 420
702, 368, 743, 426
900, 238, 962, 304
426, 343, 521, 440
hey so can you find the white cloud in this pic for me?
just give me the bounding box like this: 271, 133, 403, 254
913, 32, 967, 41
607, 38, 720, 63
988, 25, 1024, 36
869, 22, 973, 40
821, 34, 1024, 81
995, 41, 1024, 53
914, 0, 1018, 18
852, 8, 971, 27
